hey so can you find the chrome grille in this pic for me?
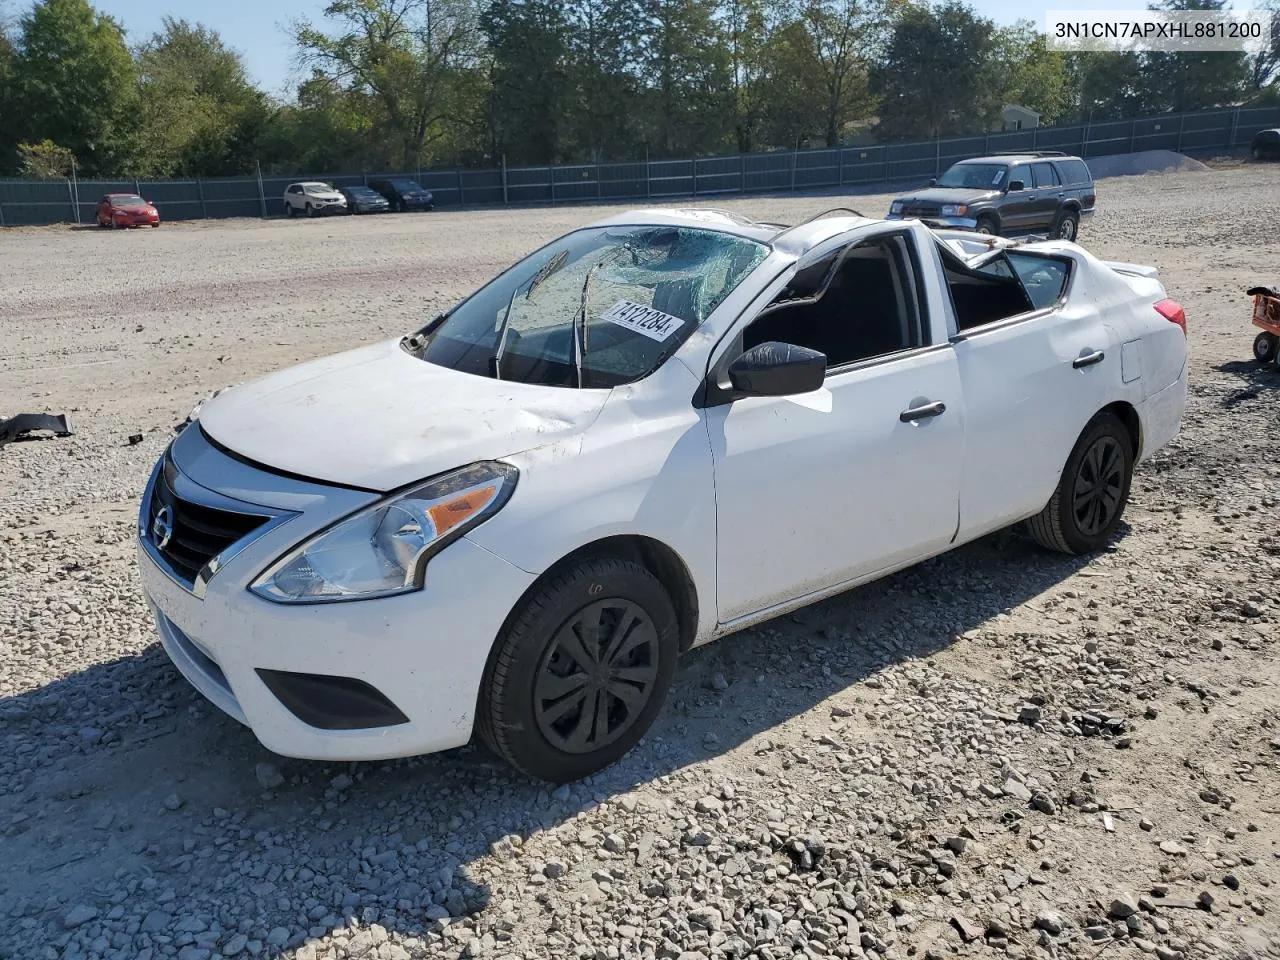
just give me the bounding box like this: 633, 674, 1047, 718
147, 459, 270, 585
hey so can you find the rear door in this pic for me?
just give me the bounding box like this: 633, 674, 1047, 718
944, 248, 1118, 540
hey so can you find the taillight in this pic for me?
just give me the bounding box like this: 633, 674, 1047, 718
1154, 298, 1186, 336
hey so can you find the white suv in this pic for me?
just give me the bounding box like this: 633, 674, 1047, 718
283, 182, 347, 217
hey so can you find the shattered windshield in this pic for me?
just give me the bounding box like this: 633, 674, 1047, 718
935, 163, 1007, 190
409, 225, 769, 388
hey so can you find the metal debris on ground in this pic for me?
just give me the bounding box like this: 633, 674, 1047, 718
0, 412, 72, 448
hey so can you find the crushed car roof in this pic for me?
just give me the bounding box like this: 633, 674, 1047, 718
587, 207, 878, 256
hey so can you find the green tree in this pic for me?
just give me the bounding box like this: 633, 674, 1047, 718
795, 0, 890, 147
12, 0, 138, 174
135, 18, 271, 176
873, 1, 1003, 140
1138, 0, 1249, 112
723, 0, 771, 152
0, 23, 16, 171
994, 21, 1073, 125
16, 138, 75, 176
482, 0, 571, 163
1248, 0, 1280, 93
297, 0, 482, 169
563, 0, 645, 160
635, 0, 734, 156
1070, 51, 1145, 120
756, 18, 828, 147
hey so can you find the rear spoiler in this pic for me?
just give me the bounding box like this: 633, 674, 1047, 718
1103, 260, 1160, 280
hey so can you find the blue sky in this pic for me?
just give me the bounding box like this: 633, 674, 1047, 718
37, 0, 1265, 97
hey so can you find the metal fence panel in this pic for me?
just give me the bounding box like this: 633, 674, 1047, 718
4, 105, 1279, 227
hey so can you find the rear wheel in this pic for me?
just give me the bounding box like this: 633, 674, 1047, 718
477, 557, 679, 783
285, 203, 295, 218
1053, 209, 1080, 241
1253, 332, 1277, 364
1027, 412, 1134, 555
975, 214, 998, 235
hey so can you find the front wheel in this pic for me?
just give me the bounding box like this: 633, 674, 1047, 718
1253, 332, 1277, 364
305, 202, 315, 218
285, 203, 295, 218
477, 557, 679, 783
1053, 209, 1080, 241
1027, 412, 1134, 555
975, 215, 998, 236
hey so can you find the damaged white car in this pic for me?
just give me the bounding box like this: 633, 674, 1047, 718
137, 208, 1188, 782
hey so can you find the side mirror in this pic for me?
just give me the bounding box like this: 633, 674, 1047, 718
1007, 180, 1025, 192
728, 342, 826, 397
928, 177, 936, 187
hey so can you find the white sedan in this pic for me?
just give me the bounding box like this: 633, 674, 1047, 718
136, 208, 1188, 782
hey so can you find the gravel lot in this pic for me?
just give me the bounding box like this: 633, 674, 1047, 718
2, 165, 1280, 960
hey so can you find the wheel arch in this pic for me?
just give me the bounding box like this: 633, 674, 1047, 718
496, 535, 700, 656
1099, 399, 1141, 460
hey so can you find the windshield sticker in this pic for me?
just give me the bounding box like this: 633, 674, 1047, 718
992, 171, 1003, 186
601, 299, 686, 342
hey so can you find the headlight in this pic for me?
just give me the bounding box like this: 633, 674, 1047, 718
941, 204, 968, 216
889, 201, 903, 214
250, 462, 517, 603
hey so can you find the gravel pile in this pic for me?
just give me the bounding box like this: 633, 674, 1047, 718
2, 166, 1279, 960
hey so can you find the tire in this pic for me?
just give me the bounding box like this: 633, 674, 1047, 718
1253, 332, 1277, 364
285, 203, 295, 218
1253, 147, 1262, 161
975, 214, 998, 235
305, 202, 315, 218
1053, 209, 1080, 241
477, 557, 679, 783
1027, 412, 1134, 555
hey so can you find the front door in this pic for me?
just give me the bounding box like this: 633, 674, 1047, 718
1000, 163, 1036, 232
703, 229, 964, 624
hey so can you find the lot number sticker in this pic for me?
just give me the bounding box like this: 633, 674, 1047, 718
601, 299, 686, 342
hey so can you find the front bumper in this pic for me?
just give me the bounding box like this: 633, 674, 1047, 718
136, 430, 536, 761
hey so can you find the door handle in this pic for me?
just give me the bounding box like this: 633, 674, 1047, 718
900, 401, 946, 422
1072, 350, 1105, 369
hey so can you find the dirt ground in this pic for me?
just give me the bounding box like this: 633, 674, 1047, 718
1, 165, 1279, 960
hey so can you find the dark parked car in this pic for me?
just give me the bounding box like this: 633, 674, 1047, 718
1251, 128, 1280, 161
339, 185, 391, 214
369, 178, 435, 212
886, 151, 1096, 240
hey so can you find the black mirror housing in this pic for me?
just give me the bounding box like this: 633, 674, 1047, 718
1007, 179, 1025, 191
728, 341, 826, 397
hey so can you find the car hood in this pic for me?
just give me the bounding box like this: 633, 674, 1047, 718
895, 187, 1000, 205
197, 340, 608, 491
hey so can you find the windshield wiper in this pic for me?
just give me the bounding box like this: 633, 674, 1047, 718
491, 251, 570, 381
573, 263, 604, 389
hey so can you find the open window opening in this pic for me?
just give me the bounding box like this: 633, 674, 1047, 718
742, 234, 924, 370
940, 245, 1071, 332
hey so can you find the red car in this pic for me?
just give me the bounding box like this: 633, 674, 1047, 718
96, 194, 160, 228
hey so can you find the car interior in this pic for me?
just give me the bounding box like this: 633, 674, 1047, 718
742, 235, 923, 368
733, 234, 1074, 370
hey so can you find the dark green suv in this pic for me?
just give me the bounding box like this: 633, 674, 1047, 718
886, 151, 1096, 240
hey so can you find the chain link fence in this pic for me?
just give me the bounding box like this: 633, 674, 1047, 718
2, 105, 1277, 228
